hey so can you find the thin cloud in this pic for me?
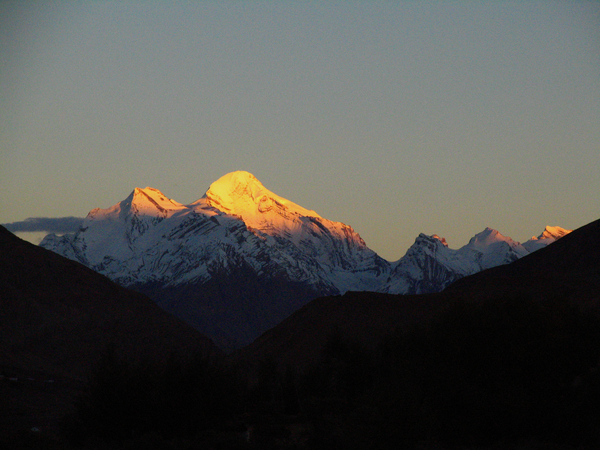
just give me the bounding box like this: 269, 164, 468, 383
2, 217, 84, 234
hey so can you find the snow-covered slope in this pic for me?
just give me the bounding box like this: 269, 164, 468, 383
522, 226, 572, 253
41, 171, 389, 293
41, 172, 571, 294
380, 227, 570, 295
40, 171, 571, 348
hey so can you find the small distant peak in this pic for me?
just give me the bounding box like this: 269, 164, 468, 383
415, 233, 448, 247
537, 225, 572, 240
123, 186, 185, 216
471, 227, 499, 239
482, 227, 498, 236
432, 235, 448, 247
133, 186, 178, 203
467, 227, 512, 248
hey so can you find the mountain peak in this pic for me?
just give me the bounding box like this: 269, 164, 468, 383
467, 227, 510, 249
203, 171, 321, 219
527, 226, 572, 242
538, 225, 571, 240
203, 171, 265, 211
432, 234, 448, 247
85, 187, 185, 225
126, 187, 185, 216
414, 233, 448, 246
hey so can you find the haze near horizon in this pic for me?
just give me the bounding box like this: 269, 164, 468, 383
1, 1, 598, 260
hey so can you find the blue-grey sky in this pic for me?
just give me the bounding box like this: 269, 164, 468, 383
1, 1, 599, 260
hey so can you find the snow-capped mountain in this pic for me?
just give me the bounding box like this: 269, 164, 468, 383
381, 227, 550, 295
42, 171, 388, 293
522, 225, 572, 253
40, 171, 571, 348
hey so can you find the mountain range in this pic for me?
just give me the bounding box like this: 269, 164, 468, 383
39, 171, 570, 348
233, 216, 600, 374
3, 183, 599, 447
227, 218, 600, 449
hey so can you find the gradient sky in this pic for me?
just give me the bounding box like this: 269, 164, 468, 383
1, 1, 599, 261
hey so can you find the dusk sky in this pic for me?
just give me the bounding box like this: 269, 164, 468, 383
1, 1, 599, 260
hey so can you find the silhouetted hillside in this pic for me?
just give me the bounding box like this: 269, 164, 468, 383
231, 291, 445, 375
234, 218, 600, 373
227, 218, 600, 448
3, 217, 600, 448
0, 225, 220, 439
444, 217, 600, 302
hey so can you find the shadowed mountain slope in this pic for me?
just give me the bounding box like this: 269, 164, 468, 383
0, 225, 220, 378
38, 171, 569, 350
233, 218, 600, 372
444, 217, 600, 301
230, 291, 445, 373
0, 225, 220, 434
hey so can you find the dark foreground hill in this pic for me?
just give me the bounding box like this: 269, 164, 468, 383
38, 171, 570, 350
444, 216, 600, 301
0, 225, 220, 439
234, 217, 600, 373
226, 219, 600, 448
3, 217, 600, 449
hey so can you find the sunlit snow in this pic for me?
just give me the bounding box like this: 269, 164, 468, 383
40, 171, 572, 296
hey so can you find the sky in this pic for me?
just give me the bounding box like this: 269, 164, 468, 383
1, 1, 599, 261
